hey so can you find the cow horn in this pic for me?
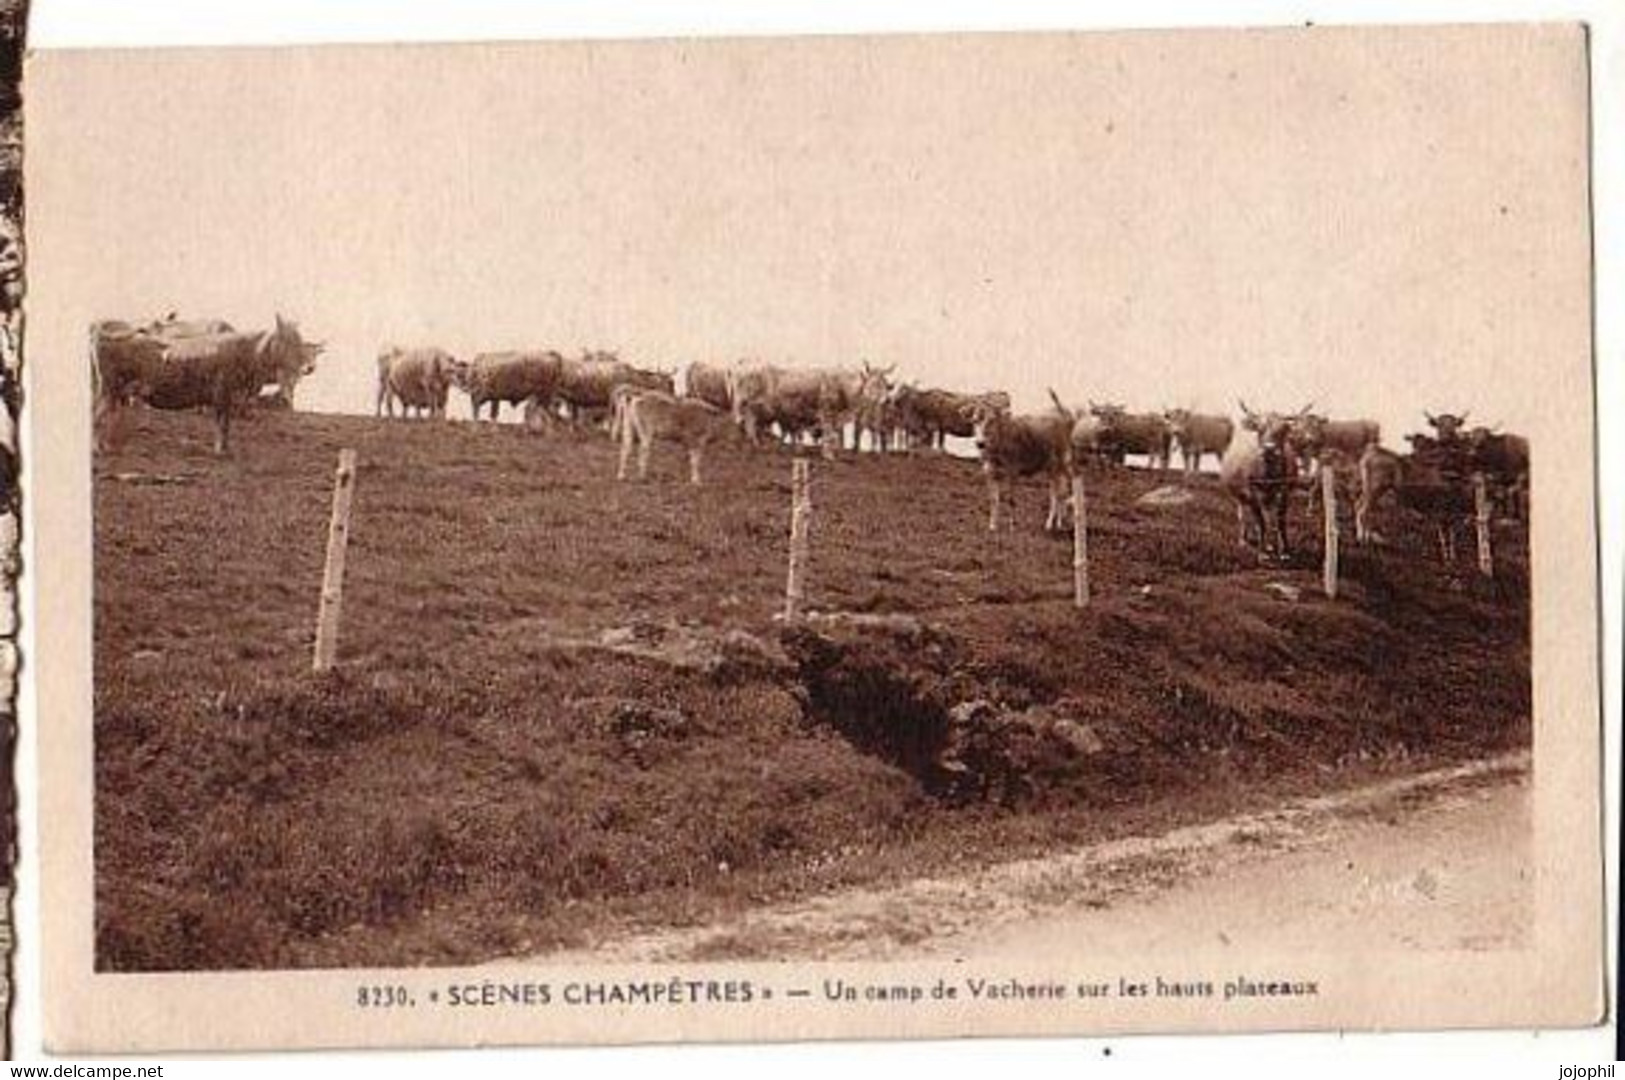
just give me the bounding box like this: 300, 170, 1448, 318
1047, 388, 1074, 421
1238, 399, 1257, 418
1459, 410, 1470, 424
1424, 410, 1437, 424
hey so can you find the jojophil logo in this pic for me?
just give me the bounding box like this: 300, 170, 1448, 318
1559, 1068, 1616, 1079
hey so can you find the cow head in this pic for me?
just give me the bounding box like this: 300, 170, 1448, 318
1424, 411, 1469, 443
966, 396, 1011, 447
1163, 407, 1196, 442
1287, 412, 1328, 450
1239, 400, 1311, 453
1462, 425, 1502, 457
1405, 431, 1441, 455
857, 361, 894, 403
446, 357, 472, 389
1239, 400, 1263, 433
962, 393, 1013, 444
262, 315, 315, 401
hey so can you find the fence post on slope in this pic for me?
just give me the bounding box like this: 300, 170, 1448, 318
313, 448, 358, 673
1474, 473, 1494, 578
783, 457, 812, 622
1072, 473, 1090, 609
1321, 467, 1339, 600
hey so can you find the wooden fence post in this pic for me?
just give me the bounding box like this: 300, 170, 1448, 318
1072, 473, 1089, 609
1474, 473, 1494, 578
783, 458, 812, 622
1322, 467, 1339, 599
313, 448, 358, 673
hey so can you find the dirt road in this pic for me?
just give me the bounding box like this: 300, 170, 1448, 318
539, 754, 1530, 963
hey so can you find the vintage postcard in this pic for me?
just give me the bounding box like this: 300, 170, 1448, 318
23, 24, 1601, 1053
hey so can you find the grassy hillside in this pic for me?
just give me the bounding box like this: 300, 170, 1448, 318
93, 409, 1530, 969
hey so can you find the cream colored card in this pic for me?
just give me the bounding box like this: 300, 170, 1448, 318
24, 24, 1600, 1053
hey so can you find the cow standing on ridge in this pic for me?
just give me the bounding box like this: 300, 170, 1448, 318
453, 350, 565, 423
92, 314, 316, 455
1163, 409, 1235, 474
728, 362, 892, 458
1465, 426, 1530, 521
1220, 402, 1311, 561
679, 360, 735, 411
1087, 404, 1173, 470
1291, 413, 1381, 475
617, 390, 745, 485
972, 393, 1074, 533
376, 345, 458, 419
1355, 443, 1477, 562
556, 351, 674, 428
892, 386, 1010, 452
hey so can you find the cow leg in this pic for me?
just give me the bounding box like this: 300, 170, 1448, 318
637, 434, 652, 480
214, 402, 231, 456
819, 424, 837, 461
689, 448, 703, 485
617, 421, 634, 481
987, 478, 1001, 532
1246, 504, 1265, 552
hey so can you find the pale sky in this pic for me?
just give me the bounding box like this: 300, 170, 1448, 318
25, 25, 1592, 446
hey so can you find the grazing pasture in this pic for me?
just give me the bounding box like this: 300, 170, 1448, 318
94, 409, 1529, 970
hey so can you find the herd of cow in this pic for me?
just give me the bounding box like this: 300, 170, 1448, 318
90, 312, 1531, 567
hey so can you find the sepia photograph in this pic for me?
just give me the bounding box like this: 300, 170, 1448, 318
23, 20, 1602, 1052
